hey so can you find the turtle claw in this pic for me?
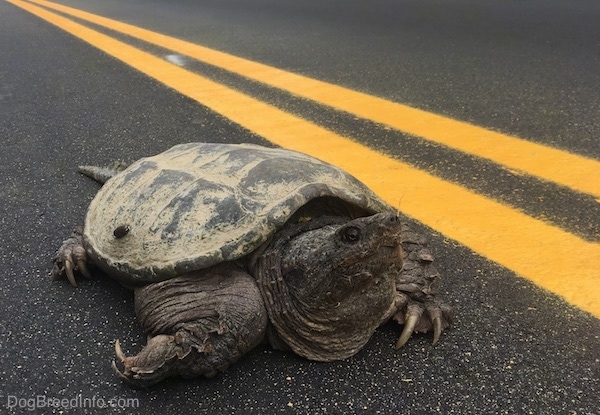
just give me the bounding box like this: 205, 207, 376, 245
110, 336, 182, 388
395, 314, 419, 349
432, 315, 442, 346
51, 226, 92, 287
112, 340, 136, 385
393, 299, 453, 348
112, 359, 132, 384
64, 259, 78, 287
115, 339, 127, 362
78, 259, 92, 279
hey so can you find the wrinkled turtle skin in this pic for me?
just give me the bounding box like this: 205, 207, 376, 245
51, 142, 453, 387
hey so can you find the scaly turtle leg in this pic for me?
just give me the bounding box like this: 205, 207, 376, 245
50, 160, 130, 286
393, 223, 454, 348
50, 226, 92, 287
112, 263, 268, 388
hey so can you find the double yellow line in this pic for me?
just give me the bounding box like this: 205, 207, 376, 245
10, 0, 600, 317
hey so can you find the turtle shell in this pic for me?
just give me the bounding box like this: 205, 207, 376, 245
84, 143, 391, 284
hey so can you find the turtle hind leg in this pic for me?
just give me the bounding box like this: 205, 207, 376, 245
112, 263, 268, 388
50, 226, 92, 287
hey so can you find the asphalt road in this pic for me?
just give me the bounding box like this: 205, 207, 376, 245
1, 0, 599, 414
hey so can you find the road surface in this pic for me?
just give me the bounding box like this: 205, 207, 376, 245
1, 0, 598, 414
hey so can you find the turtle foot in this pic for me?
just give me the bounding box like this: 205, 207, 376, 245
112, 337, 183, 388
393, 296, 454, 348
393, 222, 454, 347
50, 226, 92, 287
112, 326, 241, 388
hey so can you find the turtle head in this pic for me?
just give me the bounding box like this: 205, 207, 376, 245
255, 212, 403, 361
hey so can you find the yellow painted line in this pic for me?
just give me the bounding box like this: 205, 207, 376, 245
10, 0, 600, 318
24, 0, 600, 200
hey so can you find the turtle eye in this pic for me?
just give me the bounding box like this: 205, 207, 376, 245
340, 226, 361, 244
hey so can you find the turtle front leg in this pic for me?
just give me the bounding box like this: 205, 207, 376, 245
392, 224, 454, 348
393, 293, 454, 348
112, 263, 268, 388
50, 226, 92, 287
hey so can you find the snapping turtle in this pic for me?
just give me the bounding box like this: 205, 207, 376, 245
51, 142, 453, 387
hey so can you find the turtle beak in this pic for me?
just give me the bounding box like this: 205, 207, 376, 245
396, 242, 404, 269
386, 228, 404, 269
380, 239, 403, 269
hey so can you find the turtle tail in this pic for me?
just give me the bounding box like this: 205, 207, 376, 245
78, 161, 129, 184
